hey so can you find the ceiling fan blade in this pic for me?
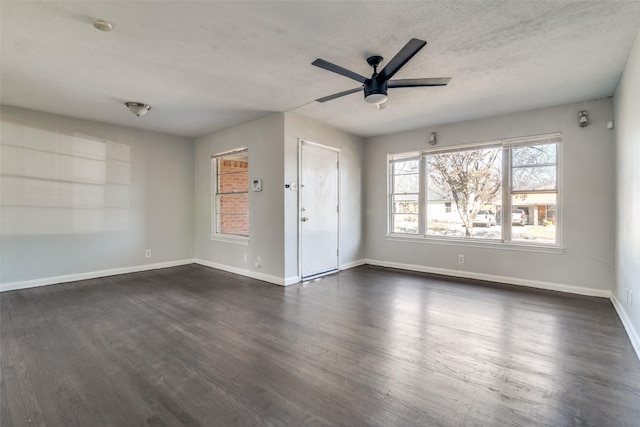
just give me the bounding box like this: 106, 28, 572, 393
312, 59, 367, 83
315, 87, 363, 103
377, 38, 427, 82
388, 78, 451, 88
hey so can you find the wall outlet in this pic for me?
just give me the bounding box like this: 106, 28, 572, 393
244, 254, 248, 262
145, 249, 151, 258
254, 256, 261, 268
458, 254, 464, 264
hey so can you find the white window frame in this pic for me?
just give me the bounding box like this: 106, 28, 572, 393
389, 153, 423, 235
387, 133, 562, 250
211, 147, 250, 245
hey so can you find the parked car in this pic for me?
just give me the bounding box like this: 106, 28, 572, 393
473, 209, 496, 227
496, 208, 528, 225
512, 209, 527, 226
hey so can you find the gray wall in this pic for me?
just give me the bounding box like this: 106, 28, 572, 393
284, 112, 365, 282
364, 98, 616, 294
193, 112, 364, 285
194, 113, 286, 282
0, 106, 194, 286
614, 29, 640, 350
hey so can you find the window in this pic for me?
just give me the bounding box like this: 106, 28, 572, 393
390, 155, 421, 234
426, 144, 502, 239
212, 148, 249, 237
509, 141, 557, 243
388, 133, 561, 246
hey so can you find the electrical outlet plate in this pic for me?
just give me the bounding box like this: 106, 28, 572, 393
458, 254, 464, 264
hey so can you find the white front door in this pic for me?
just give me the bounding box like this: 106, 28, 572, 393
299, 141, 339, 279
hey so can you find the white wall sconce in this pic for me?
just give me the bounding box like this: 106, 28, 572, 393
428, 132, 437, 145
125, 102, 151, 117
578, 111, 589, 127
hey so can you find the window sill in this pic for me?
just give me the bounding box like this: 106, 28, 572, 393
210, 234, 250, 245
385, 234, 563, 254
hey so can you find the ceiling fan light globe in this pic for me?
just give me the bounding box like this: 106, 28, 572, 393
365, 93, 388, 104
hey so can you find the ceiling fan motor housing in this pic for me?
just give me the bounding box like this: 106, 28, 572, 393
364, 78, 388, 103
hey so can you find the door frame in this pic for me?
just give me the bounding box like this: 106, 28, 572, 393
297, 139, 341, 281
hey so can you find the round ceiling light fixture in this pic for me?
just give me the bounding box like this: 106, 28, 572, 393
125, 102, 151, 117
92, 19, 113, 32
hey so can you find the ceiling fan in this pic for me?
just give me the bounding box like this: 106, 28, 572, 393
312, 38, 450, 105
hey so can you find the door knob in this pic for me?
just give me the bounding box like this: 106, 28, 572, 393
301, 217, 309, 222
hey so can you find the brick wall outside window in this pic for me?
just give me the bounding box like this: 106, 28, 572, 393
217, 158, 249, 236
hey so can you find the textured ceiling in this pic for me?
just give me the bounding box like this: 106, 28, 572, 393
2, 1, 640, 138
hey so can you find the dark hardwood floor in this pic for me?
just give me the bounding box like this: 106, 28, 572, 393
2, 264, 639, 426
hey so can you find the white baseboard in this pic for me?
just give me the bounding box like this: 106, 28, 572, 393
365, 258, 612, 298
194, 259, 286, 286
340, 258, 367, 270
284, 276, 300, 286
610, 293, 640, 362
1, 257, 613, 299
0, 259, 196, 293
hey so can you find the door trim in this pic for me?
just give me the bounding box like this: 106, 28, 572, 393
298, 139, 340, 281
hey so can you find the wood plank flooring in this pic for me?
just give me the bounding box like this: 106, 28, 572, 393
2, 264, 639, 426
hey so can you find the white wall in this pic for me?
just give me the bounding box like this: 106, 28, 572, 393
194, 114, 285, 283
284, 112, 365, 282
0, 106, 195, 288
613, 29, 640, 355
364, 98, 616, 296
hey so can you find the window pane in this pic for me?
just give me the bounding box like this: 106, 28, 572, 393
512, 166, 556, 192
218, 193, 248, 214
510, 142, 558, 245
392, 194, 418, 214
217, 156, 249, 193
512, 144, 556, 167
393, 173, 419, 193
218, 170, 248, 193
426, 147, 501, 239
216, 193, 249, 235
392, 194, 418, 233
393, 159, 419, 175
426, 199, 466, 238
511, 195, 556, 244
216, 213, 249, 236
511, 143, 556, 191
392, 214, 419, 234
